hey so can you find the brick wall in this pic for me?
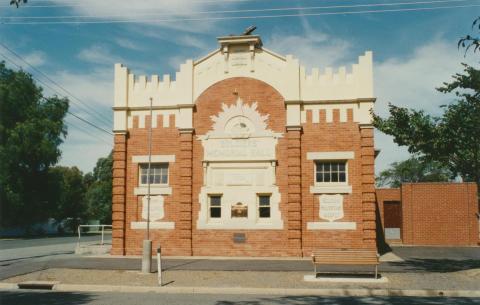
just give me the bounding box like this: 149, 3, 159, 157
192, 77, 293, 256
115, 77, 377, 257
401, 182, 479, 246
301, 109, 374, 254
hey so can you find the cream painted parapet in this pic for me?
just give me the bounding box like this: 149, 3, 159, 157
113, 35, 376, 132
113, 61, 194, 131
127, 60, 194, 108
300, 52, 374, 101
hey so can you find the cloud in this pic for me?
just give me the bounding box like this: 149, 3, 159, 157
51, 67, 114, 172
265, 19, 351, 69
373, 39, 476, 173
23, 51, 47, 67
49, 0, 223, 32
59, 120, 112, 173
114, 38, 145, 51
77, 45, 123, 65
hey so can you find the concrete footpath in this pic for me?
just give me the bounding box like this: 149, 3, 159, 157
1, 264, 479, 297
0, 247, 479, 298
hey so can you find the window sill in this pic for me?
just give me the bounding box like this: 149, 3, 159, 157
131, 221, 175, 229
307, 221, 356, 230
310, 185, 352, 194
134, 186, 172, 195
197, 220, 283, 230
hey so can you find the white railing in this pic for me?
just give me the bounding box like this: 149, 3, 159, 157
77, 224, 112, 248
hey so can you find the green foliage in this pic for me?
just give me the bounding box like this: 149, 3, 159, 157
49, 166, 87, 231
84, 152, 112, 224
373, 64, 480, 185
0, 61, 69, 228
10, 0, 27, 8
458, 17, 480, 55
376, 156, 451, 188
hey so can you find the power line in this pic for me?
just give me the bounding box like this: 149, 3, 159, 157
1, 0, 473, 19
1, 0, 261, 8
1, 3, 478, 25
0, 42, 113, 127
1, 51, 112, 145
64, 118, 113, 147
0, 52, 114, 137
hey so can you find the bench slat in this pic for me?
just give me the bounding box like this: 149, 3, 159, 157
311, 249, 379, 266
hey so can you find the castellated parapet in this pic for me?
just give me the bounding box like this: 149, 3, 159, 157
113, 34, 375, 132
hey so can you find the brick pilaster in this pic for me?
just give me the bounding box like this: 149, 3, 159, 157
286, 126, 302, 255
178, 128, 194, 255
111, 133, 127, 255
360, 125, 376, 249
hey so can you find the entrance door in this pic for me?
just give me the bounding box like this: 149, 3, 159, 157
384, 201, 402, 240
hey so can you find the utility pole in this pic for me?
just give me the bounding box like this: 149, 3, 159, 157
141, 97, 153, 273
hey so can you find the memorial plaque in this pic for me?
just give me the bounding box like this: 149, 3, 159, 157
233, 233, 246, 243
231, 202, 248, 218
319, 194, 344, 222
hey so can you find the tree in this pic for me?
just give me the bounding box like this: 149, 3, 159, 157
84, 152, 113, 224
459, 17, 480, 55
376, 156, 451, 188
9, 0, 27, 8
49, 166, 87, 231
0, 62, 69, 229
373, 64, 480, 186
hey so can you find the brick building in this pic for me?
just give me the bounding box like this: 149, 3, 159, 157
376, 183, 479, 246
111, 34, 377, 256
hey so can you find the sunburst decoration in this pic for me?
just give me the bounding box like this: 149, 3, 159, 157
200, 97, 282, 139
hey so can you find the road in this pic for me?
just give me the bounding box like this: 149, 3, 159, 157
1, 290, 479, 305
0, 235, 111, 263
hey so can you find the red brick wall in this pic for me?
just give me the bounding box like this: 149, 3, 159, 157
301, 110, 375, 254
192, 77, 294, 256
115, 77, 377, 257
122, 115, 192, 256
111, 133, 127, 255
401, 182, 479, 246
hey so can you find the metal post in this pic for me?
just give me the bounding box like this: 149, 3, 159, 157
101, 225, 104, 246
142, 97, 154, 274
77, 225, 81, 249
157, 247, 162, 286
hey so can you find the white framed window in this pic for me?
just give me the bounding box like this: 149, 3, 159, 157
257, 194, 271, 218
139, 163, 168, 186
315, 161, 347, 184
209, 195, 222, 219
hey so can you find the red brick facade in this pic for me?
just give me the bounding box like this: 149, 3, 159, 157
376, 183, 479, 246
112, 77, 378, 256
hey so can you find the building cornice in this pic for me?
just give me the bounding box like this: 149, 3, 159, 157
113, 104, 194, 111
284, 98, 376, 105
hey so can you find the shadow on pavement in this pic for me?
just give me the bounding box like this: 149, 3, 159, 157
0, 290, 95, 305
216, 295, 480, 305
388, 258, 480, 272
0, 252, 74, 265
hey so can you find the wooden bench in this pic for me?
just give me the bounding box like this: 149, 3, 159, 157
311, 249, 380, 279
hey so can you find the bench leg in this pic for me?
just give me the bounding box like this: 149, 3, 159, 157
375, 265, 378, 279
314, 264, 317, 278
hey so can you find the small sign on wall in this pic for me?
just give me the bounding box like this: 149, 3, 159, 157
233, 233, 246, 243
319, 194, 344, 222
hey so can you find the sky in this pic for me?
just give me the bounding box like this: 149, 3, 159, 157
0, 0, 478, 174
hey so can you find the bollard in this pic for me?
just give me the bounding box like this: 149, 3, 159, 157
141, 240, 152, 274
157, 246, 162, 286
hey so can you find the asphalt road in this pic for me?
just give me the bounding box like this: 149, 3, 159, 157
0, 235, 111, 250
0, 235, 111, 276
1, 290, 479, 305
0, 235, 111, 261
